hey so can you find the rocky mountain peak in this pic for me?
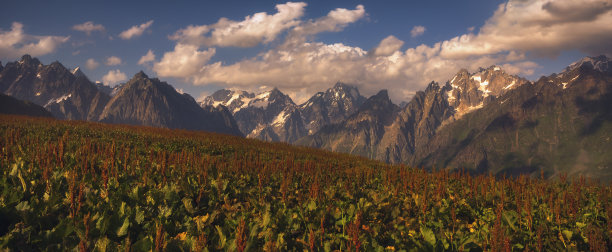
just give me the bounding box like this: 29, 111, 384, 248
443, 65, 528, 119
425, 81, 440, 93
18, 54, 41, 66
134, 71, 149, 80
71, 67, 88, 80
565, 55, 611, 74
359, 90, 396, 113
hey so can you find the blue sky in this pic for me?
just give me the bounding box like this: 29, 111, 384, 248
1, 0, 610, 103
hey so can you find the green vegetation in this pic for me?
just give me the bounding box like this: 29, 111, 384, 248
0, 114, 610, 251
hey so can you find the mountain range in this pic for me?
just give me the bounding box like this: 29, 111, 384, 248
1, 54, 610, 180
0, 55, 242, 136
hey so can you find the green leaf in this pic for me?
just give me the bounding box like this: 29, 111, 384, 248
117, 218, 130, 237
420, 226, 436, 247
261, 210, 271, 228
215, 225, 226, 249
95, 238, 110, 251
119, 201, 127, 216
562, 230, 573, 240
502, 211, 518, 231
15, 201, 30, 212
324, 241, 332, 252
132, 237, 152, 252
307, 200, 317, 211
135, 208, 145, 225
183, 198, 196, 214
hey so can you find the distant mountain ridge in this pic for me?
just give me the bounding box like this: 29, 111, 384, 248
299, 55, 612, 181
0, 93, 53, 118
0, 55, 109, 121
3, 54, 611, 180
0, 55, 243, 136
202, 82, 366, 142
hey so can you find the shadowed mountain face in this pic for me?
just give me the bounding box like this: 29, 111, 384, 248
0, 55, 109, 120
0, 93, 53, 118
99, 71, 242, 136
1, 55, 243, 136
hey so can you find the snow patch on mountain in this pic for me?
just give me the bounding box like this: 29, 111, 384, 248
45, 94, 72, 107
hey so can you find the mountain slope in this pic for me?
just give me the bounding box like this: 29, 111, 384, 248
203, 83, 366, 142
99, 71, 242, 136
299, 82, 366, 134
415, 56, 612, 180
0, 93, 53, 117
298, 66, 527, 163
0, 55, 110, 120
297, 90, 399, 159
202, 88, 306, 142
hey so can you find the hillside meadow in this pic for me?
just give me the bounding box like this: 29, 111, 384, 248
0, 114, 610, 251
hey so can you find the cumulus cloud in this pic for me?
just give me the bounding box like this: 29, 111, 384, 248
85, 58, 99, 70
119, 20, 153, 40
153, 43, 216, 78
138, 49, 156, 65
0, 22, 69, 59
154, 0, 612, 103
102, 69, 127, 85
171, 2, 306, 48
72, 21, 105, 35
410, 26, 426, 37
289, 4, 365, 39
105, 56, 122, 66
371, 35, 404, 56
440, 0, 612, 58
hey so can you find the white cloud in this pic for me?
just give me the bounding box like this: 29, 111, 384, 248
170, 2, 306, 47
72, 21, 105, 35
289, 4, 365, 39
138, 49, 156, 65
153, 43, 216, 78
119, 20, 153, 40
105, 56, 122, 66
154, 0, 612, 103
85, 58, 99, 70
0, 22, 69, 59
439, 0, 612, 58
102, 69, 127, 85
371, 35, 404, 56
410, 25, 426, 38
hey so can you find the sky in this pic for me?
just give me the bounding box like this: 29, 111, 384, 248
1, 0, 611, 104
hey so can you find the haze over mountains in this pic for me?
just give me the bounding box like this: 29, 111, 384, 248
1, 54, 611, 180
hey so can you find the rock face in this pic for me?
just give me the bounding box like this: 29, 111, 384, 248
0, 93, 53, 118
299, 82, 366, 134
0, 55, 109, 120
99, 71, 243, 136
203, 82, 366, 142
1, 55, 244, 136
202, 88, 305, 142
416, 56, 612, 181
299, 66, 527, 163
297, 90, 399, 159
299, 55, 612, 181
